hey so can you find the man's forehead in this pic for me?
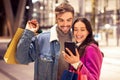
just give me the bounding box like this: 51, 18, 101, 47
57, 17, 73, 20
56, 12, 73, 20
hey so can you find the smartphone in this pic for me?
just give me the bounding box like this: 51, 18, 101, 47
64, 41, 76, 56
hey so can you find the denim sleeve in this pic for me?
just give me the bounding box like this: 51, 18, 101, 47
16, 29, 37, 64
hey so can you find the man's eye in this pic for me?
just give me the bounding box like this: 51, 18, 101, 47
67, 19, 72, 22
67, 20, 70, 22
74, 29, 78, 31
59, 19, 63, 22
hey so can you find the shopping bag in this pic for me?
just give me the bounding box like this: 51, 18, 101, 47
77, 69, 87, 80
81, 74, 87, 80
4, 28, 24, 64
61, 70, 78, 80
61, 66, 88, 80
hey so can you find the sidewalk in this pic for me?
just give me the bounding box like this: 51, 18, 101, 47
0, 60, 34, 80
100, 46, 120, 80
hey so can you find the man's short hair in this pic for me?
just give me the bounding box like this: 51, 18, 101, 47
55, 2, 74, 16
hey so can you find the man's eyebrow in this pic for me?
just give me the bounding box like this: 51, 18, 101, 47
67, 18, 73, 20
57, 18, 63, 20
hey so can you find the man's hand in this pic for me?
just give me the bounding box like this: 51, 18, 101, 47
25, 19, 39, 33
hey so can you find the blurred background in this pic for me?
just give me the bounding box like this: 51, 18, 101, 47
0, 0, 120, 80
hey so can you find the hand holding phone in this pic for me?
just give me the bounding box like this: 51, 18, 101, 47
64, 42, 76, 56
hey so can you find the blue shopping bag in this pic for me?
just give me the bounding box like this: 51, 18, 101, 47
61, 70, 78, 80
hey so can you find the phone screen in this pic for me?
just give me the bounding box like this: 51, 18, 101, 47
64, 42, 76, 56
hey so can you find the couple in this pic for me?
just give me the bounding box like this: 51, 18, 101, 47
16, 2, 103, 80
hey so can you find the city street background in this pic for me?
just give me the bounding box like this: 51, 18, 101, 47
0, 38, 120, 80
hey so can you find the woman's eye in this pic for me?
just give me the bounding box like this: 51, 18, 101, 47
74, 29, 78, 31
81, 29, 85, 31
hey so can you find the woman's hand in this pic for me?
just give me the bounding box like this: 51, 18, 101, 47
62, 48, 80, 64
25, 19, 39, 33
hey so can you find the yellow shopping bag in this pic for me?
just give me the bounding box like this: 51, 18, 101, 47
4, 28, 24, 64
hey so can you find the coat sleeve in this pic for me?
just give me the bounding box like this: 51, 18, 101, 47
16, 29, 37, 64
78, 45, 103, 80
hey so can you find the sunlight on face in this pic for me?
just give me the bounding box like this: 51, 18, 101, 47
73, 21, 89, 43
56, 12, 73, 34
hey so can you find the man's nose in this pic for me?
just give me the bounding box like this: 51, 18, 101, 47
63, 21, 68, 26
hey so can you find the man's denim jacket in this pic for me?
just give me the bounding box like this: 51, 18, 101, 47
16, 25, 61, 80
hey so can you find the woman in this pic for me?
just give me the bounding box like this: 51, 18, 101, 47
62, 17, 103, 80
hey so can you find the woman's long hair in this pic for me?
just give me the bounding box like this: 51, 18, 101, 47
72, 17, 99, 58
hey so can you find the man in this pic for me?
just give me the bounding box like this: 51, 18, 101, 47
16, 2, 74, 80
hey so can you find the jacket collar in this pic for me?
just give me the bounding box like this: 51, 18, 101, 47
50, 24, 59, 42
50, 24, 74, 42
